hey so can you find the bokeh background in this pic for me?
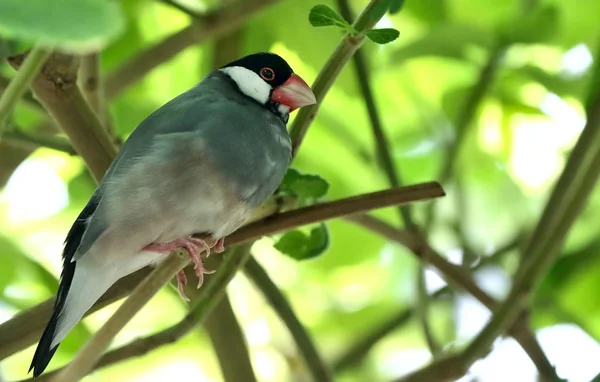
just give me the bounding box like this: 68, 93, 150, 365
1, 0, 600, 381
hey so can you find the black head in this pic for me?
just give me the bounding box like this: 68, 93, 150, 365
221, 52, 294, 88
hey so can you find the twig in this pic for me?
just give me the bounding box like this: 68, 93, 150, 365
7, 52, 117, 182
51, 251, 190, 382
244, 257, 333, 381
105, 0, 280, 99
0, 44, 50, 135
289, 0, 381, 156
2, 129, 76, 155
346, 214, 558, 378
0, 183, 445, 360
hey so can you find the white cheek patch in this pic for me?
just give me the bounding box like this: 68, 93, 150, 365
220, 66, 272, 104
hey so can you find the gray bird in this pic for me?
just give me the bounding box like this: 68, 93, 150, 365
29, 52, 316, 377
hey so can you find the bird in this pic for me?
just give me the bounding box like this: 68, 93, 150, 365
29, 52, 317, 377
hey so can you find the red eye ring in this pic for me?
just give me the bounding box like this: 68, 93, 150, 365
260, 67, 275, 81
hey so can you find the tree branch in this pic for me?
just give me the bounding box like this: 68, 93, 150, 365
51, 251, 190, 382
289, 0, 382, 156
105, 0, 280, 99
7, 52, 117, 182
203, 293, 258, 382
346, 214, 557, 379
332, 233, 522, 372
453, 55, 600, 375
243, 257, 333, 381
2, 128, 76, 155
0, 44, 50, 135
0, 182, 445, 361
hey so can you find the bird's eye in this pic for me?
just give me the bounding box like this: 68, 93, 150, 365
260, 67, 275, 81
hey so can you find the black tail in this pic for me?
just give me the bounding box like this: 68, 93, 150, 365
29, 200, 98, 377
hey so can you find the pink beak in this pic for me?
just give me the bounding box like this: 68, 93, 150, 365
271, 73, 317, 112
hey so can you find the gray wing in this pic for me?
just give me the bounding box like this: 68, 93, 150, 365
76, 71, 291, 256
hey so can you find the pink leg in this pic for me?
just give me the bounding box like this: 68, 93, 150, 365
143, 236, 223, 300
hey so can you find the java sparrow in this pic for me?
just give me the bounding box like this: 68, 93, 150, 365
29, 52, 317, 377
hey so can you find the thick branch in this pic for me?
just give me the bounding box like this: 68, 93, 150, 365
244, 257, 333, 381
7, 52, 117, 182
0, 182, 444, 360
105, 0, 279, 99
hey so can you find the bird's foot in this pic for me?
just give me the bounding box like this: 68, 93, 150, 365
143, 237, 219, 301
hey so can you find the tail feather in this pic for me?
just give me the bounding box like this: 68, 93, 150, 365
29, 199, 98, 377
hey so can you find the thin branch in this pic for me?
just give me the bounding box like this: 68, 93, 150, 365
0, 44, 50, 135
336, 0, 441, 357
346, 214, 558, 379
0, 74, 42, 109
105, 0, 280, 99
397, 81, 600, 381
0, 182, 445, 360
423, 43, 506, 229
332, 233, 521, 372
243, 257, 333, 381
2, 128, 76, 155
7, 52, 117, 182
289, 0, 381, 156
456, 61, 600, 373
51, 251, 190, 382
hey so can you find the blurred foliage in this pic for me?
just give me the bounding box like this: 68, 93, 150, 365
1, 0, 600, 381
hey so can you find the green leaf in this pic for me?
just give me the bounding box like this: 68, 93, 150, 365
389, 0, 406, 14
279, 168, 329, 204
502, 5, 559, 44
365, 28, 400, 44
0, 0, 125, 53
308, 4, 352, 30
274, 224, 330, 260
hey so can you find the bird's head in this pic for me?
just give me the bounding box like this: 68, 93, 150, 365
219, 52, 317, 123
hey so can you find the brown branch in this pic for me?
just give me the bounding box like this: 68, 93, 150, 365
105, 0, 280, 99
0, 182, 445, 360
346, 214, 558, 379
204, 294, 258, 382
7, 52, 117, 182
244, 257, 333, 381
3, 128, 76, 155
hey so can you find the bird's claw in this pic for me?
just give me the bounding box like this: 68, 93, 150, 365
143, 235, 226, 301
